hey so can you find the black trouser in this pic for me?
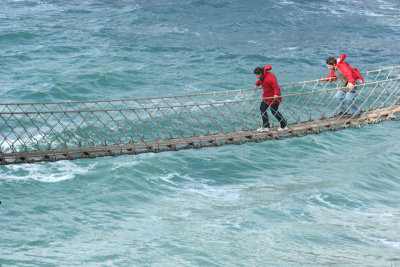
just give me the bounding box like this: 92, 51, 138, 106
260, 101, 287, 128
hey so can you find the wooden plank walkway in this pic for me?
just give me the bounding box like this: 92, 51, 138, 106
1, 105, 399, 164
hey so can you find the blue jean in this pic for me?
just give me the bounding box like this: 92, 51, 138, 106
335, 90, 361, 116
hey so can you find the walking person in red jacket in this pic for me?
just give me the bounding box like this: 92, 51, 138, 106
254, 65, 288, 132
322, 54, 364, 117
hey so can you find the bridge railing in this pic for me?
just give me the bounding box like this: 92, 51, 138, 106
0, 66, 399, 159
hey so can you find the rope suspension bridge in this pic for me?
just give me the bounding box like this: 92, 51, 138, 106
1, 66, 399, 165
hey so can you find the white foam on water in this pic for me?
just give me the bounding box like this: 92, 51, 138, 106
111, 159, 142, 170
247, 40, 258, 44
310, 193, 341, 209
376, 0, 399, 11
281, 47, 298, 51
0, 132, 58, 154
111, 153, 159, 170
155, 172, 193, 186
0, 160, 96, 183
379, 239, 400, 249
184, 183, 243, 204
342, 208, 400, 250
363, 10, 385, 17
146, 170, 198, 186
278, 0, 296, 5
324, 0, 399, 25
355, 229, 400, 250
156, 172, 178, 185
354, 210, 394, 218
138, 25, 189, 36
183, 84, 203, 93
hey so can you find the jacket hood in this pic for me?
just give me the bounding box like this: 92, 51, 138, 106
264, 65, 272, 72
337, 53, 346, 63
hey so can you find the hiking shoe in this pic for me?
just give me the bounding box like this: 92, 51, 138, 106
256, 127, 270, 132
277, 126, 289, 131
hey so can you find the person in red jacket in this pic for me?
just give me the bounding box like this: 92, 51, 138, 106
322, 54, 363, 117
254, 65, 288, 132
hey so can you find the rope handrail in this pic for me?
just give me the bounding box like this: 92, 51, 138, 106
2, 78, 399, 114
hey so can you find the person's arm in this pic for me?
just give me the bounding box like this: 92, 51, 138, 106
270, 74, 281, 98
322, 69, 337, 82
255, 80, 261, 90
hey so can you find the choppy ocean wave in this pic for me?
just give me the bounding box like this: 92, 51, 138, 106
1, 0, 400, 266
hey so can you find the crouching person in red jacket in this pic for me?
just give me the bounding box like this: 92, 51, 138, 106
322, 54, 363, 117
254, 65, 288, 132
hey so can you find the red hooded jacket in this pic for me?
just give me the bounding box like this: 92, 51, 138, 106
255, 65, 282, 105
325, 54, 364, 84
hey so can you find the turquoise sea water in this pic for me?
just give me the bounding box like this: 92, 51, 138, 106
1, 0, 400, 266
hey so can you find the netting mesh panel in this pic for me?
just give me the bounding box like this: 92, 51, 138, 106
0, 66, 399, 162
